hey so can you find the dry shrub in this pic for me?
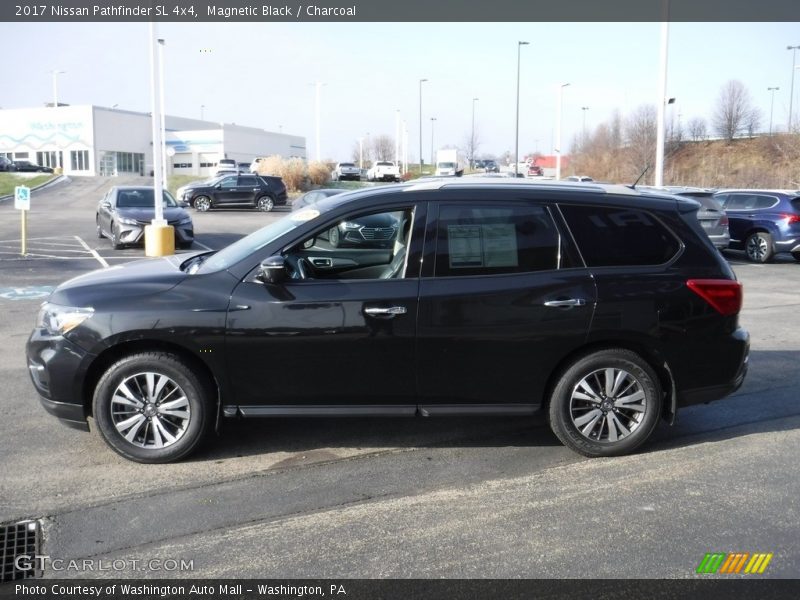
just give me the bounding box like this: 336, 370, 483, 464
307, 161, 332, 186
255, 155, 307, 192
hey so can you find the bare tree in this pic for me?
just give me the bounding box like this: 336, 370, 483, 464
464, 128, 481, 167
609, 110, 623, 150
625, 104, 657, 179
350, 139, 372, 167
713, 80, 755, 141
370, 135, 395, 162
744, 107, 763, 138
688, 117, 707, 142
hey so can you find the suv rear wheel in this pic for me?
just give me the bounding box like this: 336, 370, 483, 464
194, 196, 212, 212
92, 352, 213, 463
745, 231, 774, 263
548, 348, 662, 457
257, 195, 274, 212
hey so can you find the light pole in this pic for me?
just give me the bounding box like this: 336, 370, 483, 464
788, 45, 800, 132
419, 78, 428, 172
555, 82, 570, 181
358, 137, 364, 169
654, 20, 670, 187
515, 41, 529, 177
314, 81, 324, 162
157, 39, 168, 183
471, 97, 478, 168
768, 86, 780, 135
430, 117, 437, 168
50, 70, 66, 107
395, 109, 400, 167
200, 104, 205, 120
146, 22, 169, 256
581, 106, 589, 137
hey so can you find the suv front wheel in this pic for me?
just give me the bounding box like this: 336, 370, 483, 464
548, 348, 662, 457
745, 232, 774, 263
92, 352, 213, 463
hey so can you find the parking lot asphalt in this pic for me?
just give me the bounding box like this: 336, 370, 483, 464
0, 177, 798, 579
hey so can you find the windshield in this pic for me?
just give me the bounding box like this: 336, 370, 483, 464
117, 189, 178, 208
439, 162, 455, 168
198, 208, 321, 273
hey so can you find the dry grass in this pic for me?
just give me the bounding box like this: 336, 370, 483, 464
571, 134, 800, 188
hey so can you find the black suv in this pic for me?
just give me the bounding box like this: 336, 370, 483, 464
27, 180, 749, 463
182, 174, 287, 212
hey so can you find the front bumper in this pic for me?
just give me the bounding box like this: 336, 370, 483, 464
117, 222, 194, 246
26, 330, 92, 431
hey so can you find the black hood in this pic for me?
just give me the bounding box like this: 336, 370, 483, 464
48, 254, 191, 307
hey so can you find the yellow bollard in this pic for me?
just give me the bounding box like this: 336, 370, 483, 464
144, 223, 175, 257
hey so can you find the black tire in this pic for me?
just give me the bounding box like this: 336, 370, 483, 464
745, 231, 774, 263
256, 195, 274, 212
329, 227, 340, 247
194, 196, 212, 212
792, 251, 800, 262
96, 216, 104, 239
92, 352, 214, 463
548, 348, 662, 458
111, 223, 124, 249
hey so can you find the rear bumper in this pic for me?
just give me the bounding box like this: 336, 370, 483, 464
677, 327, 749, 407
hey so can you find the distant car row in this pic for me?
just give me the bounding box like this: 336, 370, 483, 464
0, 157, 55, 173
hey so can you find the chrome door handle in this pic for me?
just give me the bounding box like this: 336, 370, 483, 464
544, 299, 586, 308
364, 306, 407, 316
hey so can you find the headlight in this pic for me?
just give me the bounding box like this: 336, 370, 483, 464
178, 217, 192, 225
36, 303, 94, 336
117, 216, 138, 226
341, 221, 361, 230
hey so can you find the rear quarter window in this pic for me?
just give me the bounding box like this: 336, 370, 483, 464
560, 204, 681, 267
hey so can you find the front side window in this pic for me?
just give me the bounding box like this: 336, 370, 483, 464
560, 204, 680, 267
219, 177, 237, 189
434, 205, 560, 277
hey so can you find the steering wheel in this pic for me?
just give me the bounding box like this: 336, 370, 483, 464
284, 255, 316, 280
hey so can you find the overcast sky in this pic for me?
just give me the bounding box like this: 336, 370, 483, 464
2, 21, 798, 161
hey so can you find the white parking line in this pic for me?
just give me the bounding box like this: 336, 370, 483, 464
74, 236, 110, 268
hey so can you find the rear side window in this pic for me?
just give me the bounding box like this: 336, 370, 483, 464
755, 195, 779, 209
238, 176, 258, 186
435, 205, 560, 277
560, 204, 680, 267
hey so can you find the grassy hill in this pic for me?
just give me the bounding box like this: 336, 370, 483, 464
570, 134, 800, 189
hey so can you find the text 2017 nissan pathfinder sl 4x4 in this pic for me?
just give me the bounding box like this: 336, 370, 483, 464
27, 180, 749, 463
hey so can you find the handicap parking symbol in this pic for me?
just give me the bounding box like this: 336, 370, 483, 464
0, 286, 54, 300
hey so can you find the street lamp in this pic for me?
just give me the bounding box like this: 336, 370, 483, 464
157, 39, 167, 183
555, 82, 570, 181
200, 104, 205, 120
515, 41, 529, 177
395, 109, 400, 168
768, 86, 780, 135
471, 97, 479, 168
581, 106, 589, 137
50, 70, 66, 107
419, 78, 428, 172
788, 45, 800, 132
430, 117, 437, 168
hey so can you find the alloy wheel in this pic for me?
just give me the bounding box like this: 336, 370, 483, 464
569, 368, 647, 443
110, 372, 191, 449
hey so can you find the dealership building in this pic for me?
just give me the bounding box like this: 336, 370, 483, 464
0, 105, 306, 177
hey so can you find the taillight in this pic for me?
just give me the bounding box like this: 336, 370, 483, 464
781, 213, 800, 224
687, 279, 742, 316
719, 214, 729, 226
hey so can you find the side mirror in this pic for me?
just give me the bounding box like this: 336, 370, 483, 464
302, 237, 315, 249
259, 255, 287, 284
215, 184, 222, 189
179, 201, 189, 208
101, 201, 112, 209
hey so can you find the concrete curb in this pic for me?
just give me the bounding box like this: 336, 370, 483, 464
0, 174, 70, 202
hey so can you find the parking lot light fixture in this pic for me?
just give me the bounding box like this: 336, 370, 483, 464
430, 117, 437, 167
158, 39, 167, 183
768, 87, 780, 135
788, 46, 800, 132
515, 42, 529, 177
419, 78, 428, 172
555, 82, 570, 181
50, 70, 65, 107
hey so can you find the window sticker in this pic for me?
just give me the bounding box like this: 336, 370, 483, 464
448, 225, 484, 268
447, 224, 518, 269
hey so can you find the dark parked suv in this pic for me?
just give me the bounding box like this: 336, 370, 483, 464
182, 174, 287, 212
27, 180, 749, 463
712, 189, 800, 262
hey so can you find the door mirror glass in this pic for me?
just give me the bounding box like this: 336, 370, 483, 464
259, 255, 287, 284
101, 201, 111, 209
302, 237, 316, 249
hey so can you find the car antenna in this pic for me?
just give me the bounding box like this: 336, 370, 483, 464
628, 165, 650, 190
